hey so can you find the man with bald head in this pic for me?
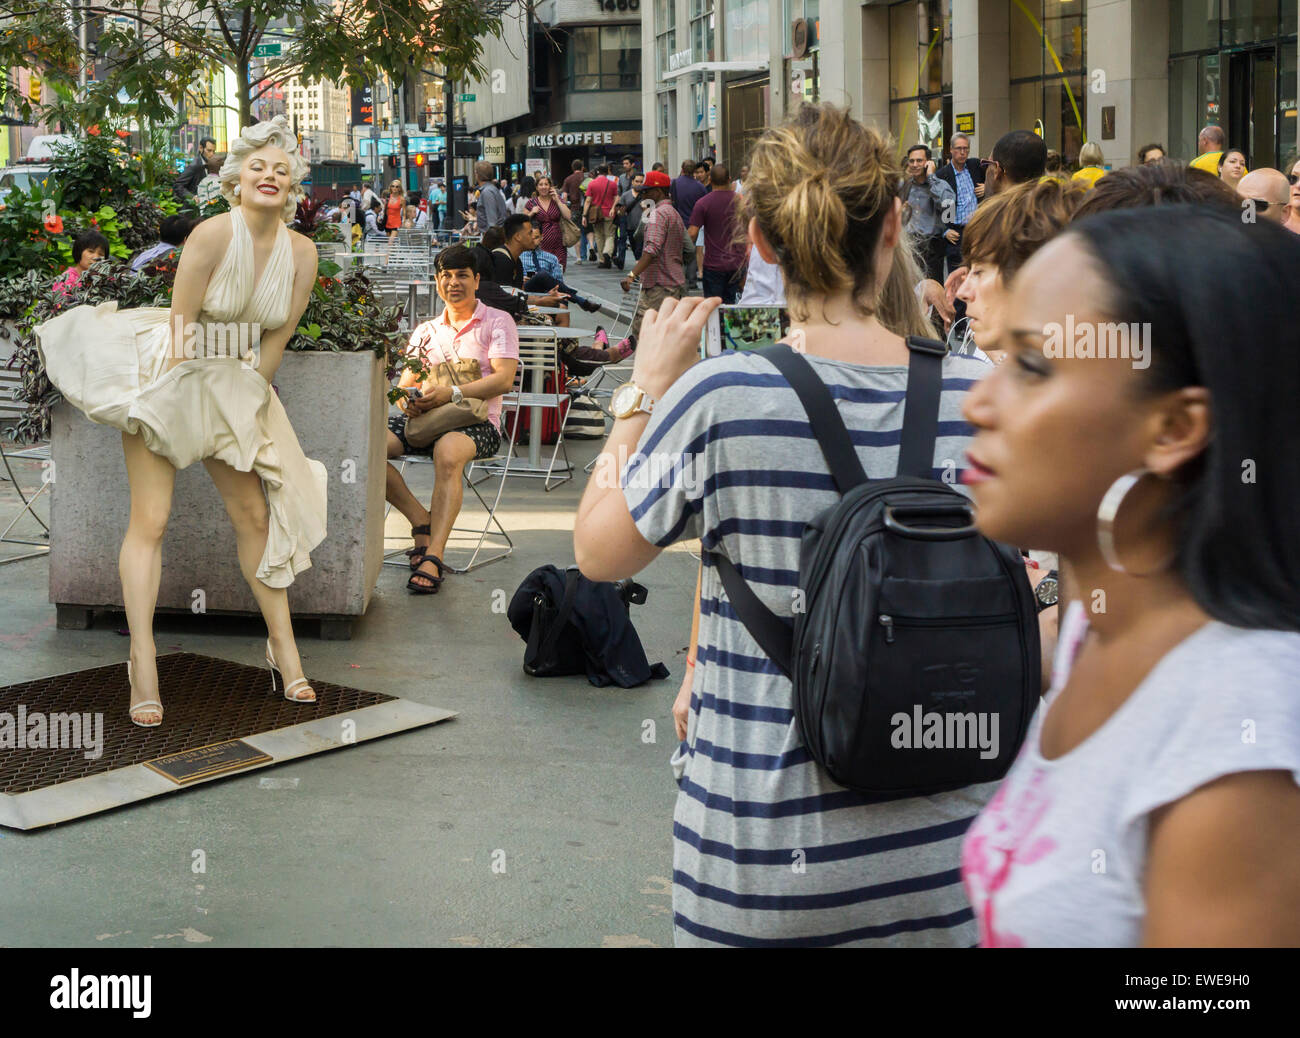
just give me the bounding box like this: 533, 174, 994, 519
1237, 168, 1291, 225
1190, 125, 1227, 174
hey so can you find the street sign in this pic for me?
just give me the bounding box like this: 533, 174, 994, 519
482, 136, 505, 163
458, 93, 476, 103
254, 43, 282, 57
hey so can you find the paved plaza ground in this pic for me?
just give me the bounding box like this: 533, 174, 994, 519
0, 259, 702, 948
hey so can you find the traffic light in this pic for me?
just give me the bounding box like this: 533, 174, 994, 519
388, 155, 397, 169
400, 133, 409, 154
414, 153, 425, 167
29, 76, 41, 103
417, 107, 427, 133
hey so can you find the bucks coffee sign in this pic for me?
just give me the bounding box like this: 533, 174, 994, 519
527, 131, 616, 148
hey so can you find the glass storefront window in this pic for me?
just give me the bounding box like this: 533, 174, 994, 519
656, 0, 678, 78
1008, 1, 1086, 165
890, 1, 951, 152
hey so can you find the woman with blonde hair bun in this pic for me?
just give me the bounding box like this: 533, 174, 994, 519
575, 104, 1001, 946
33, 114, 327, 726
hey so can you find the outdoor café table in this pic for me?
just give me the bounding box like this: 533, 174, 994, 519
514, 324, 599, 470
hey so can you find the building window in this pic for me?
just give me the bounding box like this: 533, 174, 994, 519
1009, 0, 1086, 165
725, 0, 768, 64
656, 0, 678, 78
571, 25, 642, 90
889, 1, 951, 154
690, 0, 716, 63
657, 89, 676, 167
690, 77, 717, 159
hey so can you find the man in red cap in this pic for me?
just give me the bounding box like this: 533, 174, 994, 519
618, 169, 688, 353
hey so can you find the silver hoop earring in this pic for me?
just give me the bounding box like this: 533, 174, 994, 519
1096, 468, 1175, 576
233, 185, 241, 198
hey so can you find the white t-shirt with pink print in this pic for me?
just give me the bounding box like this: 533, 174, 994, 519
961, 600, 1300, 947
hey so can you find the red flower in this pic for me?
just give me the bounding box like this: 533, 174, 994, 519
115, 129, 129, 139
42, 213, 63, 234
87, 124, 100, 136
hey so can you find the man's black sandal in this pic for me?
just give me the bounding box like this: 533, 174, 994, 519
406, 554, 445, 594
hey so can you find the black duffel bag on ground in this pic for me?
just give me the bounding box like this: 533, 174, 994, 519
710, 340, 1040, 798
508, 564, 670, 688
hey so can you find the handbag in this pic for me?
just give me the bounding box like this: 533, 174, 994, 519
560, 215, 582, 248
403, 331, 490, 447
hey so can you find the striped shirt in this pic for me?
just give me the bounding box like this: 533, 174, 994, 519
640, 198, 687, 291
622, 348, 997, 947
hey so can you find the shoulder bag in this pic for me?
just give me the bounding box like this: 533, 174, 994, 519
403, 328, 490, 447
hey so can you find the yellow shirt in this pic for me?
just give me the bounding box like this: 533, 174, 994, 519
1071, 166, 1107, 189
1190, 151, 1222, 174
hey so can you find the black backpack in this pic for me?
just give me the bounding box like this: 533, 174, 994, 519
711, 341, 1040, 798
508, 565, 670, 688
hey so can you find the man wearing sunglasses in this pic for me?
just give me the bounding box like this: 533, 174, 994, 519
1236, 168, 1292, 226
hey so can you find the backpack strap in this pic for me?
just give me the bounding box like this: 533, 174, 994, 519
711, 554, 794, 679
897, 335, 947, 479
755, 344, 867, 493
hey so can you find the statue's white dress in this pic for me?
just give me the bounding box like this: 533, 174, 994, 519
34, 206, 327, 588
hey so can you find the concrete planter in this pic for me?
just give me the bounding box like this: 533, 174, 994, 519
49, 351, 388, 638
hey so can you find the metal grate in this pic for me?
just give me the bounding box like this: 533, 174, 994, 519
0, 654, 395, 796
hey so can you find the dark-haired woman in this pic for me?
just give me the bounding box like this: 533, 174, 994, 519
1218, 148, 1247, 191
53, 229, 110, 298
960, 205, 1300, 946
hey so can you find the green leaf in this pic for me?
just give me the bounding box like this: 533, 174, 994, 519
317, 258, 341, 277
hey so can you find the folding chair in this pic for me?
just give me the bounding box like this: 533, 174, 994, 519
579, 280, 641, 401
381, 452, 514, 574
0, 441, 52, 564
471, 331, 572, 491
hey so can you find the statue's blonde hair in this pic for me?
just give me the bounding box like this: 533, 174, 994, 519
219, 115, 309, 223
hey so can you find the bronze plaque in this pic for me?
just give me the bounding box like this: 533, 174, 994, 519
144, 739, 272, 785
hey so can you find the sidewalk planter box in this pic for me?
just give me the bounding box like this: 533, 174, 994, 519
49, 351, 387, 639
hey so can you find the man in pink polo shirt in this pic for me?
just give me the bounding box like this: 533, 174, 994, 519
386, 244, 520, 594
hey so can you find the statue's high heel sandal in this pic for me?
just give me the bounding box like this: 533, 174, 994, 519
265, 639, 316, 703
127, 660, 164, 728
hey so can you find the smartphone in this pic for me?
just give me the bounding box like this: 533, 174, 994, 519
701, 304, 792, 358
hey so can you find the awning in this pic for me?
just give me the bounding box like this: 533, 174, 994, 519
661, 60, 770, 81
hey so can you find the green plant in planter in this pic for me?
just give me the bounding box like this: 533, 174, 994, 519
51, 205, 132, 267
0, 185, 68, 278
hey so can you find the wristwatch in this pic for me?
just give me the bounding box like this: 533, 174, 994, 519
1034, 569, 1059, 612
450, 385, 463, 404
610, 382, 655, 420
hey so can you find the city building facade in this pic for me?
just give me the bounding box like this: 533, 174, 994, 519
644, 0, 1300, 175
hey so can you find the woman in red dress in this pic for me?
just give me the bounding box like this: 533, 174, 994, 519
525, 175, 572, 272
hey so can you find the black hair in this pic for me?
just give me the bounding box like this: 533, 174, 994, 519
1066, 205, 1300, 630
199, 137, 216, 150
623, 154, 635, 164
480, 226, 505, 250
435, 244, 478, 275
1136, 142, 1166, 163
571, 158, 584, 171
907, 143, 931, 160
1217, 148, 1246, 172
519, 175, 536, 199
991, 130, 1048, 184
72, 229, 110, 264
502, 212, 531, 242
159, 216, 193, 246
